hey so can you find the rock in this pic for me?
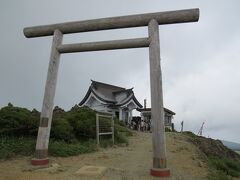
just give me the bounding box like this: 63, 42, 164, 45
51, 163, 60, 168
75, 166, 107, 177
198, 161, 204, 167
30, 163, 66, 174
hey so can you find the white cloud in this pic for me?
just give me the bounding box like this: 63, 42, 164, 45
165, 37, 240, 142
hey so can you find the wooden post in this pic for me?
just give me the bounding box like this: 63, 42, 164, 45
119, 108, 123, 121
112, 115, 114, 144
148, 19, 170, 177
31, 29, 63, 165
181, 121, 184, 132
96, 114, 100, 145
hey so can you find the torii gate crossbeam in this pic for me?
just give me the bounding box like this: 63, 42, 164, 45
24, 8, 199, 177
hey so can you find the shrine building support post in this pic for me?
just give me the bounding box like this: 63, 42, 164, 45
24, 8, 199, 177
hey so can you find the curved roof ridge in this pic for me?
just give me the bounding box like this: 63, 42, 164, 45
79, 87, 91, 106
79, 86, 116, 106
91, 87, 116, 103
79, 80, 142, 108
136, 107, 176, 115
112, 87, 133, 94
91, 79, 125, 90
117, 94, 143, 108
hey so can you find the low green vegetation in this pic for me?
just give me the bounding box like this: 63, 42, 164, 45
0, 136, 97, 159
49, 140, 97, 157
0, 136, 35, 159
182, 131, 197, 138
207, 171, 229, 180
183, 131, 240, 179
208, 156, 240, 178
0, 103, 132, 159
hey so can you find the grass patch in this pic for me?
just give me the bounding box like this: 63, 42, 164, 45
207, 170, 229, 180
0, 136, 97, 159
183, 131, 240, 179
209, 157, 240, 177
115, 132, 129, 145
49, 140, 97, 157
98, 138, 114, 148
115, 123, 132, 136
0, 136, 35, 159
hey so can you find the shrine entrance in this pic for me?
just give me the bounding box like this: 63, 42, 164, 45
24, 8, 199, 177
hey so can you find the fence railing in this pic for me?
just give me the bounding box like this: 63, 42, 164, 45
96, 112, 114, 145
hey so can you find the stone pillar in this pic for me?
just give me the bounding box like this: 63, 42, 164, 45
148, 19, 170, 177
119, 108, 123, 121
122, 110, 125, 122
129, 110, 132, 124
31, 29, 63, 165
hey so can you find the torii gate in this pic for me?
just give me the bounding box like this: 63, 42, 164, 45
24, 8, 199, 177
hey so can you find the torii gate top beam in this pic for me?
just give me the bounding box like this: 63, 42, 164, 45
24, 8, 199, 38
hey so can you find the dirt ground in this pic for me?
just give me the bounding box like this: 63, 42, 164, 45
0, 132, 209, 180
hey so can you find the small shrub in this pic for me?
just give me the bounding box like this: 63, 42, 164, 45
115, 124, 132, 137
0, 105, 39, 136
165, 127, 172, 132
183, 131, 197, 138
51, 118, 75, 142
115, 132, 129, 145
65, 107, 96, 139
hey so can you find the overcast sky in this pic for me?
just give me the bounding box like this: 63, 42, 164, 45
1, 0, 240, 143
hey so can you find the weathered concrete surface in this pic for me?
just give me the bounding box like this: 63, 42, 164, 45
148, 19, 167, 169
75, 166, 107, 177
24, 8, 199, 38
57, 38, 150, 53
34, 29, 63, 160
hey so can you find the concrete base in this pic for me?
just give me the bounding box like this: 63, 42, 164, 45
150, 168, 170, 177
75, 166, 107, 177
31, 158, 49, 166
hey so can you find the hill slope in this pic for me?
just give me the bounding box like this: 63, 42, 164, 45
0, 132, 240, 180
221, 140, 240, 151
2, 132, 239, 180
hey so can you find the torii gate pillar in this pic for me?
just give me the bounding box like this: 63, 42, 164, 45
31, 29, 63, 165
148, 19, 169, 176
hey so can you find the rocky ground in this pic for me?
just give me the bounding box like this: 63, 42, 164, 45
0, 132, 209, 180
